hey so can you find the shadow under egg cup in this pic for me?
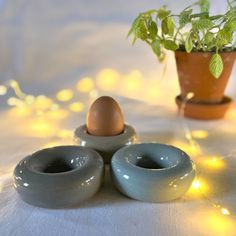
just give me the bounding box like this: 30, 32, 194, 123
111, 143, 196, 202
13, 146, 104, 208
74, 124, 137, 164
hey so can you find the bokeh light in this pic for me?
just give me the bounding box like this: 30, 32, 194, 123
8, 107, 32, 117
187, 178, 210, 196
201, 156, 226, 171
171, 140, 201, 156
46, 109, 69, 120
56, 129, 74, 139
76, 77, 94, 93
69, 102, 84, 113
221, 208, 230, 216
123, 70, 143, 91
96, 68, 120, 91
34, 95, 53, 110
191, 130, 209, 139
7, 97, 24, 107
0, 85, 7, 95
27, 118, 59, 137
56, 89, 74, 102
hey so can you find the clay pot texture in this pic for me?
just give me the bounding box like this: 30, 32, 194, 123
175, 51, 236, 103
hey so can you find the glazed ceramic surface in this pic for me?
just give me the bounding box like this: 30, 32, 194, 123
74, 124, 137, 163
13, 146, 104, 208
111, 143, 195, 202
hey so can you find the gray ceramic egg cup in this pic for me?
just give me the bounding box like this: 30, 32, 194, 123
111, 143, 196, 202
74, 124, 137, 164
13, 146, 104, 208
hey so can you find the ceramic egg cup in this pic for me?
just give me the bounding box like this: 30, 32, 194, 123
13, 95, 196, 208
13, 146, 104, 208
111, 143, 196, 202
74, 124, 137, 163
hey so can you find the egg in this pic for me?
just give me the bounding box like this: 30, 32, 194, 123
86, 96, 124, 136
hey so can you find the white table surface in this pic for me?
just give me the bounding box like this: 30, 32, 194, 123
1, 97, 236, 236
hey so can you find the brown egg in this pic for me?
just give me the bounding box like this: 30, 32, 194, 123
86, 96, 124, 136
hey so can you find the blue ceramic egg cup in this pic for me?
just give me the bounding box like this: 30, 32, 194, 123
13, 142, 195, 207
111, 143, 196, 202
13, 146, 104, 208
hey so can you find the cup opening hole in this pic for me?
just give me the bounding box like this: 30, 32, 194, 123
42, 159, 73, 173
135, 156, 165, 169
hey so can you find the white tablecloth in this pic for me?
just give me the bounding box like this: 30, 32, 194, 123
1, 98, 236, 236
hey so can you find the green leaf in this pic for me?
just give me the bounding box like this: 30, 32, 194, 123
127, 15, 141, 37
179, 9, 192, 28
204, 32, 214, 44
129, 16, 148, 41
151, 39, 161, 56
162, 18, 169, 34
163, 40, 179, 50
167, 17, 175, 36
161, 17, 175, 36
209, 15, 223, 21
185, 33, 193, 53
226, 8, 236, 20
148, 21, 158, 38
216, 29, 233, 47
198, 0, 210, 12
209, 54, 224, 79
192, 18, 214, 31
190, 12, 209, 19
157, 8, 170, 20
225, 19, 236, 32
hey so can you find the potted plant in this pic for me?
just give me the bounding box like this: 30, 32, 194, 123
128, 0, 236, 119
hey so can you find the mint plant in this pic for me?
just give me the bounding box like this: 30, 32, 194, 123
128, 0, 236, 78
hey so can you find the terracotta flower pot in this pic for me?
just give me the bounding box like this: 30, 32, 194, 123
175, 51, 236, 120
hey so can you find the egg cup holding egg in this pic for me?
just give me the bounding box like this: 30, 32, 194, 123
74, 96, 137, 163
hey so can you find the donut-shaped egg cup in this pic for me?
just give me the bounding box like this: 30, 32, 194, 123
74, 124, 137, 163
111, 143, 195, 202
13, 146, 104, 208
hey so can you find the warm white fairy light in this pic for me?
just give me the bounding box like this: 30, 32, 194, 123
179, 92, 236, 218
221, 208, 231, 216
191, 180, 201, 189
0, 78, 235, 221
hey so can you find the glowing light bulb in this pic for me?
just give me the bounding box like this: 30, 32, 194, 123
69, 102, 84, 112
0, 85, 7, 95
76, 77, 94, 93
186, 92, 194, 100
56, 89, 73, 102
191, 180, 201, 189
221, 208, 230, 215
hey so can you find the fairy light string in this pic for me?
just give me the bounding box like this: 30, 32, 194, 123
0, 79, 236, 221
179, 92, 236, 218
